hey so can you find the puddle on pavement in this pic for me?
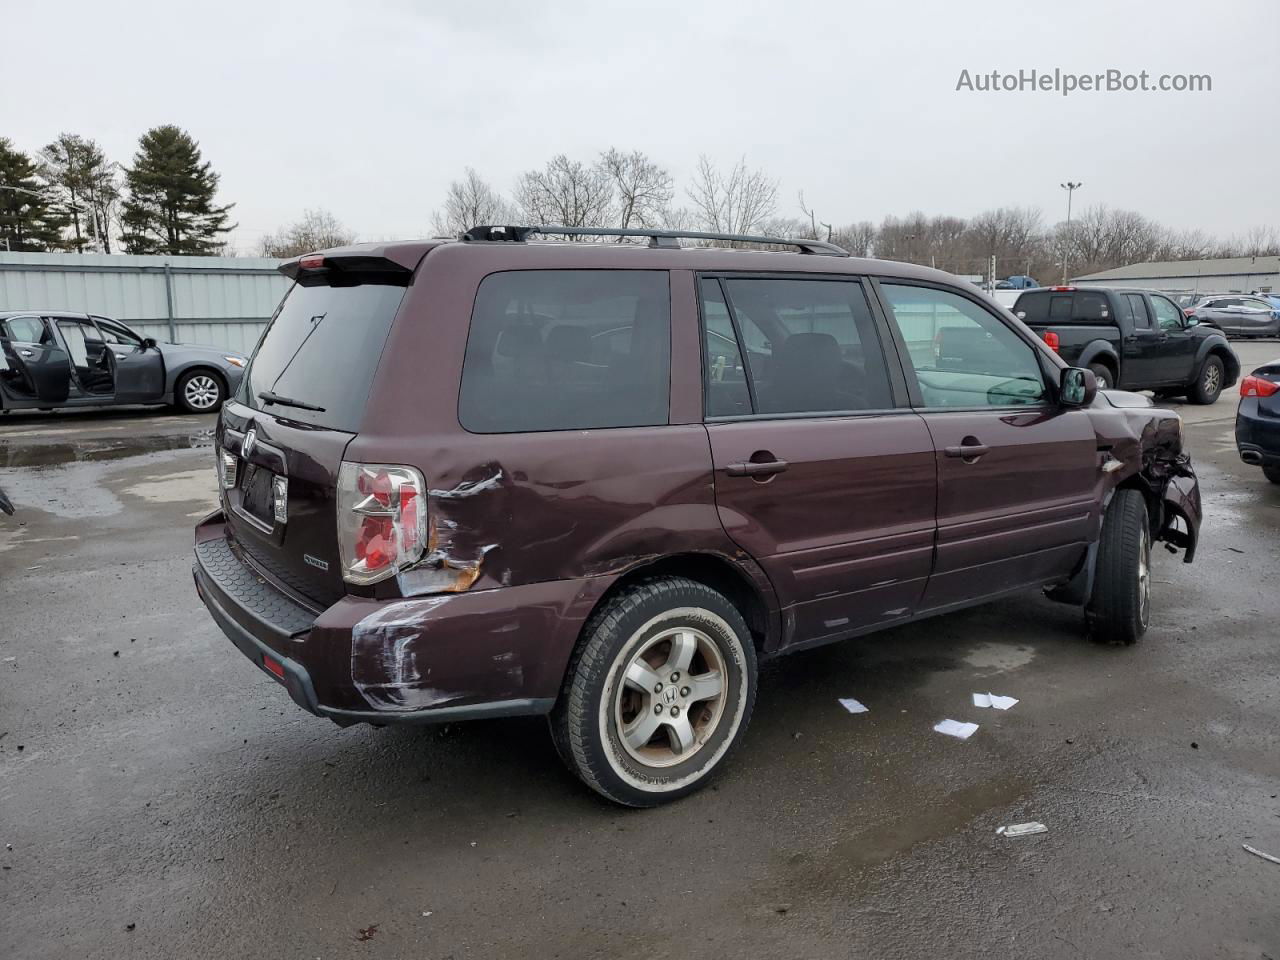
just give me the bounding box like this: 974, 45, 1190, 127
0, 428, 215, 468
0, 428, 218, 519
962, 642, 1036, 672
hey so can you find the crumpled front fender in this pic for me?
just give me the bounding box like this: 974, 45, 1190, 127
1158, 469, 1201, 563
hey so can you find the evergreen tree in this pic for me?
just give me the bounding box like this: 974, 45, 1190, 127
40, 133, 120, 253
0, 138, 67, 252
121, 125, 235, 255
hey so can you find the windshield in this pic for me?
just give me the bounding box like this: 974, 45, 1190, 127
235, 281, 405, 431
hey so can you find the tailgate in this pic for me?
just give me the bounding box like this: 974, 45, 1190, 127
214, 256, 412, 607
218, 405, 353, 607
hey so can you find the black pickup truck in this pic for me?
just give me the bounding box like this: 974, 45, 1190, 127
1012, 286, 1240, 403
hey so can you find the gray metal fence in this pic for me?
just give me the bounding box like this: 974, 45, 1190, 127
0, 252, 291, 353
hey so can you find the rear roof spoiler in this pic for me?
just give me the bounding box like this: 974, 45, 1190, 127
277, 241, 439, 282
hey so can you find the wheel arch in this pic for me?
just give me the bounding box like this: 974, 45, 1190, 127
582, 552, 780, 657
1078, 341, 1119, 379
1196, 339, 1239, 387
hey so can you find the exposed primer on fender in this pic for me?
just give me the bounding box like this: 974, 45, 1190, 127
428, 470, 504, 500
350, 598, 469, 711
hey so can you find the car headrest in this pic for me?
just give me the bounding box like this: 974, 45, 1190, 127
495, 325, 543, 359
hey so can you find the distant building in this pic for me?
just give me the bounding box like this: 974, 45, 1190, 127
1072, 255, 1280, 296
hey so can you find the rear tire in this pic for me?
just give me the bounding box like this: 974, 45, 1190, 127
1087, 489, 1151, 646
175, 369, 225, 414
1088, 363, 1114, 391
550, 577, 757, 807
1263, 464, 1280, 485
1188, 355, 1224, 405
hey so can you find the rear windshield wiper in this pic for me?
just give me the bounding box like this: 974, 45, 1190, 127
258, 390, 325, 412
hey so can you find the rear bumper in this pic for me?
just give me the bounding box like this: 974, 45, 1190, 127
1236, 403, 1280, 468
193, 512, 609, 725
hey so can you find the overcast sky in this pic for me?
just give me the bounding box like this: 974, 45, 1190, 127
6, 0, 1278, 252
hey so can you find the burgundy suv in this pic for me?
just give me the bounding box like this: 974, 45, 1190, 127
193, 225, 1201, 806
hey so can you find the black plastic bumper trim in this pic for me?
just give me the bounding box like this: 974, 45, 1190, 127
194, 564, 555, 727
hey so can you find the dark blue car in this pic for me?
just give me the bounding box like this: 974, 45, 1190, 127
1236, 358, 1280, 484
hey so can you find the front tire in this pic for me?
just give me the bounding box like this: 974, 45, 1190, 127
175, 369, 225, 414
551, 577, 757, 807
1087, 489, 1152, 645
1188, 355, 1224, 405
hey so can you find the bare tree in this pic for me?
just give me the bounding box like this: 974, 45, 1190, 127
258, 208, 355, 258
686, 155, 778, 239
831, 221, 877, 257
430, 168, 513, 236
515, 155, 613, 229
597, 148, 673, 231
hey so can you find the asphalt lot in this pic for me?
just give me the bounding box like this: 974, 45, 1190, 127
2, 344, 1279, 960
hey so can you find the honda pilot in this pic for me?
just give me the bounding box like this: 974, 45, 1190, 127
194, 225, 1201, 806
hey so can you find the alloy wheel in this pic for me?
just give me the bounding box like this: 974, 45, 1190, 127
184, 375, 221, 410
1137, 521, 1151, 627
1202, 363, 1221, 395
613, 626, 727, 768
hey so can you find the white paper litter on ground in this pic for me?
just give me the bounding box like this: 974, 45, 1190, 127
838, 698, 869, 714
972, 692, 1019, 710
933, 719, 979, 739
1242, 843, 1280, 865
997, 822, 1048, 837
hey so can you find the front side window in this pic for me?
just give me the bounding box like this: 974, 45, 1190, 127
459, 270, 670, 433
95, 319, 143, 347
1150, 295, 1183, 330
880, 283, 1046, 408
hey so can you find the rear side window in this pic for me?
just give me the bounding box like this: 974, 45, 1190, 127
1126, 294, 1150, 327
711, 277, 894, 416
236, 282, 406, 432
459, 270, 670, 433
2, 316, 48, 343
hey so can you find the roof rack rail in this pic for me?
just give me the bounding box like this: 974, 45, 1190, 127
460, 224, 849, 257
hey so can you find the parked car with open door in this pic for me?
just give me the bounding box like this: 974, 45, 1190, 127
0, 311, 246, 414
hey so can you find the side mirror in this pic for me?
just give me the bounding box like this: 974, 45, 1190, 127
142, 337, 158, 349
1060, 366, 1097, 407
1185, 316, 1199, 327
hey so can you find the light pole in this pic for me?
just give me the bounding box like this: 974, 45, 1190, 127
1060, 181, 1083, 284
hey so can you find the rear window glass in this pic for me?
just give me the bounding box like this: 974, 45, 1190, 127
1015, 290, 1111, 323
459, 270, 670, 433
236, 282, 405, 432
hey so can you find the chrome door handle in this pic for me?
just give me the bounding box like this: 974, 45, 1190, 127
114, 353, 127, 359
19, 349, 34, 358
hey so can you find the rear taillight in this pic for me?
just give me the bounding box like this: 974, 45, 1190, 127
336, 463, 428, 584
1042, 330, 1061, 353
216, 447, 237, 489
1240, 375, 1280, 398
